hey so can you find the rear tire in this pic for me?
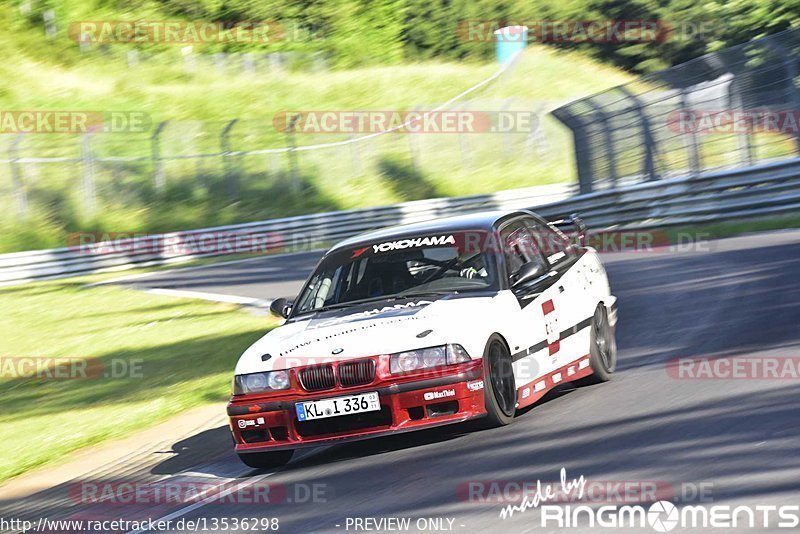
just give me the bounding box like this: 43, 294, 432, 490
482, 335, 516, 427
237, 449, 294, 469
584, 304, 617, 384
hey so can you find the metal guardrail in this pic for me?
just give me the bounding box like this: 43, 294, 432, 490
0, 184, 574, 285
2, 156, 799, 286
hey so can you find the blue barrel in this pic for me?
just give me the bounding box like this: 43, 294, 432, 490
495, 26, 527, 64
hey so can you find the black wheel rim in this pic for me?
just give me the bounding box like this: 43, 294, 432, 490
489, 342, 516, 417
593, 309, 615, 371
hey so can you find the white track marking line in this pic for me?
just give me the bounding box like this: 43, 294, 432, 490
125, 447, 323, 534
142, 287, 272, 307
85, 249, 323, 288
125, 474, 259, 534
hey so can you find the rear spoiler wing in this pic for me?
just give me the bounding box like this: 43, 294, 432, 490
548, 213, 587, 246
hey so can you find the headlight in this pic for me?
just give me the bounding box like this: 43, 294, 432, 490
390, 344, 471, 374
233, 370, 290, 395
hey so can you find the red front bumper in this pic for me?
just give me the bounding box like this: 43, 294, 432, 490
228, 359, 486, 453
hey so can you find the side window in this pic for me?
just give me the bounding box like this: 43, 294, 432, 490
523, 219, 572, 268
499, 220, 547, 282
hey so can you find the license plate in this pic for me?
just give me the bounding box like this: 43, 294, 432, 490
295, 392, 380, 421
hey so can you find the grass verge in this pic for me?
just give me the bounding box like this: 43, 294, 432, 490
0, 277, 275, 484
0, 44, 634, 253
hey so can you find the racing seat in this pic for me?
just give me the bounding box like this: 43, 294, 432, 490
362, 260, 415, 298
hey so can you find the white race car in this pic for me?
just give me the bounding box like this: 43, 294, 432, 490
228, 210, 617, 467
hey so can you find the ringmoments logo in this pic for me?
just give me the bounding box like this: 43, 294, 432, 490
537, 501, 800, 530
497, 468, 800, 530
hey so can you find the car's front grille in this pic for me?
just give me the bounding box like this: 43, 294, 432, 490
297, 359, 376, 391
299, 364, 336, 391
338, 359, 375, 387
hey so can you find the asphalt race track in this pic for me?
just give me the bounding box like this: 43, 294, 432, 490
115, 251, 326, 302
7, 230, 800, 533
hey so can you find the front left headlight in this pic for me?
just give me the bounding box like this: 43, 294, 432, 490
389, 344, 471, 374
233, 370, 290, 395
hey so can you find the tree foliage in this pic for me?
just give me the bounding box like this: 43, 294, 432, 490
14, 0, 800, 71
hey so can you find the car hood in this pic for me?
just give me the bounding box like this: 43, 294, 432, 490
234, 293, 497, 375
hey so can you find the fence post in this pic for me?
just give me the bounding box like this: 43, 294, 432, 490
43, 9, 56, 38
221, 119, 239, 198
525, 105, 549, 158
713, 49, 754, 167
550, 106, 594, 194
81, 133, 97, 217
761, 39, 800, 156
728, 80, 754, 167
458, 101, 472, 169
151, 121, 168, 190
408, 106, 421, 172
618, 87, 658, 182
8, 134, 28, 220
680, 89, 702, 177
348, 132, 362, 176
284, 114, 301, 193
500, 98, 516, 161
585, 98, 619, 187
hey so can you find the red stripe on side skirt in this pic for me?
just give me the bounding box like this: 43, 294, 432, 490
548, 340, 560, 355
542, 299, 555, 315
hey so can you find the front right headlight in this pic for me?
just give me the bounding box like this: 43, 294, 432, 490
233, 370, 290, 395
389, 344, 471, 374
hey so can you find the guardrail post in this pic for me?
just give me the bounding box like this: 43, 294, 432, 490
221, 119, 239, 198
81, 132, 97, 217
8, 134, 28, 220
151, 121, 168, 190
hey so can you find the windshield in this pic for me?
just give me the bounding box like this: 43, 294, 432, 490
293, 230, 499, 316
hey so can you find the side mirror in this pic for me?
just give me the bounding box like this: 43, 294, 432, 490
269, 297, 292, 319
570, 213, 587, 246
511, 261, 547, 288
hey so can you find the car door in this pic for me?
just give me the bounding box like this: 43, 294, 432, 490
497, 218, 563, 391
525, 217, 588, 373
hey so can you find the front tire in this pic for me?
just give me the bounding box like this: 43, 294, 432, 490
482, 335, 516, 427
237, 449, 294, 469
